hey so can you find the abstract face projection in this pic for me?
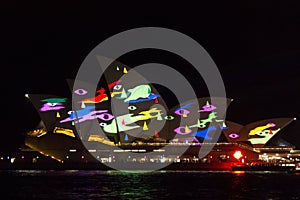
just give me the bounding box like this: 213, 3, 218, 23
248, 123, 280, 144
248, 123, 276, 136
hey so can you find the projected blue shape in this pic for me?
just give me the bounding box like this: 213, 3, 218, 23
127, 93, 160, 103
191, 126, 216, 140
69, 106, 95, 119
175, 102, 195, 111
124, 134, 129, 141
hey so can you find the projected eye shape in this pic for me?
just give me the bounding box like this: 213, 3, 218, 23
229, 133, 240, 139
174, 109, 190, 117
68, 111, 74, 115
40, 102, 65, 112
113, 85, 122, 90
174, 126, 192, 135
98, 113, 114, 121
256, 130, 269, 137
99, 122, 107, 127
165, 116, 174, 120
47, 102, 58, 107
128, 105, 137, 110
74, 89, 88, 95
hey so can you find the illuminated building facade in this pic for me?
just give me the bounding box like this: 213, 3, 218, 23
19, 61, 297, 170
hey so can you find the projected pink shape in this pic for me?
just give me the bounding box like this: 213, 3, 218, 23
174, 126, 192, 135
229, 133, 240, 139
74, 89, 88, 95
40, 103, 65, 112
174, 109, 190, 117
60, 110, 114, 123
198, 104, 216, 112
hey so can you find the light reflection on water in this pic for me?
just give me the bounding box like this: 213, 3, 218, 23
1, 170, 300, 199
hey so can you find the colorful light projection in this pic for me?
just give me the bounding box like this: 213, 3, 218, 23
126, 93, 160, 103
171, 98, 229, 141
40, 98, 67, 112
228, 133, 240, 139
221, 121, 244, 142
64, 77, 163, 137
222, 118, 295, 146
33, 82, 231, 144
29, 62, 234, 144
173, 124, 227, 140
174, 101, 216, 117
76, 80, 160, 106
248, 128, 281, 145
174, 126, 192, 135
123, 84, 151, 102
69, 62, 162, 137
103, 113, 142, 133
29, 77, 295, 148
60, 110, 114, 124
92, 98, 226, 140
78, 80, 121, 104
248, 123, 276, 136
174, 102, 195, 117
247, 122, 279, 145
191, 126, 216, 140
189, 112, 218, 128
137, 108, 162, 121
198, 101, 216, 113
101, 107, 163, 134
28, 58, 296, 148
235, 118, 295, 146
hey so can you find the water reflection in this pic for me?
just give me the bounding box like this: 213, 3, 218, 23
1, 170, 300, 199
106, 170, 166, 199
229, 171, 248, 199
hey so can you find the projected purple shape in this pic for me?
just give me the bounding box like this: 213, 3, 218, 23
268, 123, 276, 127
74, 89, 88, 95
198, 104, 216, 112
174, 126, 192, 135
60, 110, 114, 123
229, 133, 240, 139
174, 108, 190, 117
40, 103, 65, 112
174, 102, 196, 117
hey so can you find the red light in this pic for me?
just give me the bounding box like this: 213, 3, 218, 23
233, 151, 243, 160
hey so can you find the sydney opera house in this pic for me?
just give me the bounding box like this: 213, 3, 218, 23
4, 61, 299, 171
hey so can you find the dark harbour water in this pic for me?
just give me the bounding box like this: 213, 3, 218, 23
1, 170, 300, 200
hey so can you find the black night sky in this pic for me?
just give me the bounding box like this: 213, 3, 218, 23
1, 2, 300, 153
